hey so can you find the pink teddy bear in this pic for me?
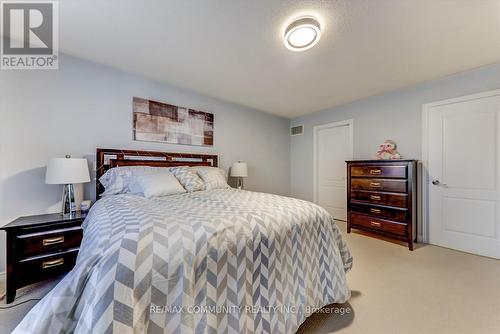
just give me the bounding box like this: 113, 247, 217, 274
375, 140, 402, 160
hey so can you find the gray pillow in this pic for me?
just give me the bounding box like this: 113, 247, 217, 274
196, 167, 230, 190
170, 167, 205, 192
135, 172, 186, 198
99, 166, 171, 196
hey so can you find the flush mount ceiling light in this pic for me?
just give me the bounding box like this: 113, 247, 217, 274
284, 16, 321, 52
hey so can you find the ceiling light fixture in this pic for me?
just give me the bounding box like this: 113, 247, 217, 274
284, 16, 321, 52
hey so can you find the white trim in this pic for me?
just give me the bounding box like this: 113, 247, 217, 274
313, 119, 354, 216
0, 270, 5, 297
421, 88, 500, 244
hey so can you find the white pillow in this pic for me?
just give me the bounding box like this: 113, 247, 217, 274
196, 167, 230, 190
135, 172, 186, 198
99, 166, 171, 196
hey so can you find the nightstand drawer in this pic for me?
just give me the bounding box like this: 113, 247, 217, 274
350, 212, 407, 236
17, 248, 79, 287
17, 226, 83, 258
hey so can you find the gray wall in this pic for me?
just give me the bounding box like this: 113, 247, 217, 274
0, 54, 290, 272
2, 54, 499, 273
290, 63, 500, 201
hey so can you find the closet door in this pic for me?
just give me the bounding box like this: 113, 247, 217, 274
427, 92, 500, 258
314, 120, 353, 221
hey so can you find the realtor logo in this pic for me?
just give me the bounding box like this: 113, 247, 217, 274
1, 1, 58, 69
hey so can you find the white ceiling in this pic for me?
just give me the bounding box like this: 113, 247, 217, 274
57, 0, 500, 118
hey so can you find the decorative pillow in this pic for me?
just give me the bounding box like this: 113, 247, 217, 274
170, 167, 205, 192
196, 167, 230, 190
135, 172, 186, 198
99, 166, 171, 196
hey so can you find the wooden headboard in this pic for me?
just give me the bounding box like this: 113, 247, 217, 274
96, 148, 218, 199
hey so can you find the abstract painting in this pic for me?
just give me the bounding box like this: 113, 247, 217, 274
133, 97, 214, 146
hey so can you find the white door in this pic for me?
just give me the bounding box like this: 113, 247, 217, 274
426, 91, 500, 258
314, 120, 353, 221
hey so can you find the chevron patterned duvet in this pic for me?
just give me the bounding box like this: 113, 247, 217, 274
14, 189, 352, 334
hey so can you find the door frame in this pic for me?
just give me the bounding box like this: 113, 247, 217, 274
313, 119, 354, 213
421, 88, 500, 244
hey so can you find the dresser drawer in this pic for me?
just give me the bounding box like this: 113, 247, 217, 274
351, 190, 407, 208
350, 203, 407, 222
17, 226, 83, 258
350, 212, 407, 236
350, 165, 407, 178
351, 178, 407, 193
17, 248, 79, 287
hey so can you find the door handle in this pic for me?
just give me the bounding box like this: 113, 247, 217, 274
432, 180, 447, 186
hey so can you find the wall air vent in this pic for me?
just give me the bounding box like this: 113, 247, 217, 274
290, 125, 304, 136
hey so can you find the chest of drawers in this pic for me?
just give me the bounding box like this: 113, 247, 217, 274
346, 160, 417, 250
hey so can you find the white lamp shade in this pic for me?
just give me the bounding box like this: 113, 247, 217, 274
45, 157, 91, 184
231, 162, 248, 177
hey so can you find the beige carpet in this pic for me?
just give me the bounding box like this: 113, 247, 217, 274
0, 277, 60, 334
298, 222, 500, 334
1, 223, 499, 334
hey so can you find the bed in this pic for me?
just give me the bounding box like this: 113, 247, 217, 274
13, 149, 352, 334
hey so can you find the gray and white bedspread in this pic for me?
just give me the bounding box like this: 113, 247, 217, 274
14, 189, 352, 334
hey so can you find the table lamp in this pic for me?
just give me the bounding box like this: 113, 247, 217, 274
231, 161, 248, 190
46, 155, 90, 217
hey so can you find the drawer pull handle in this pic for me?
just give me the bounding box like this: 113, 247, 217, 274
370, 221, 382, 227
42, 258, 64, 269
370, 208, 381, 214
370, 169, 382, 175
370, 182, 381, 188
370, 195, 381, 201
43, 236, 64, 246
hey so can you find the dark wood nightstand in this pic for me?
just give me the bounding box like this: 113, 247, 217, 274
1, 212, 86, 303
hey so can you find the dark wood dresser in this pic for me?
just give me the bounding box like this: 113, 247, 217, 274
346, 160, 417, 250
1, 212, 85, 303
